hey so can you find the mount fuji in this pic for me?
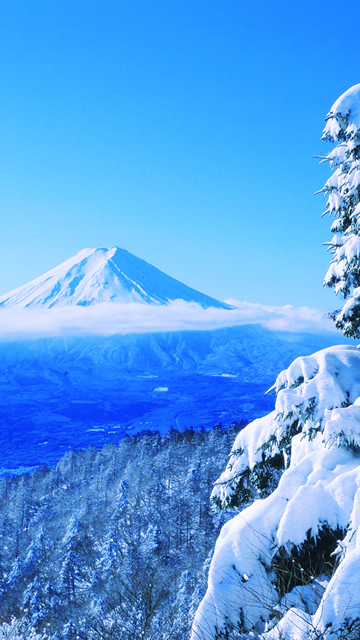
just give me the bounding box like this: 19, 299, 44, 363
0, 246, 232, 309
0, 246, 352, 476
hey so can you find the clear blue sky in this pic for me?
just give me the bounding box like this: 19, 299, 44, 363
0, 0, 359, 310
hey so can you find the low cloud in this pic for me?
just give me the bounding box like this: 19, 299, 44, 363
0, 299, 337, 339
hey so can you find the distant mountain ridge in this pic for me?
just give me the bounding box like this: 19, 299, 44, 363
0, 246, 232, 309
0, 324, 350, 473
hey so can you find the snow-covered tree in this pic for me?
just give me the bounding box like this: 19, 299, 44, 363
191, 345, 360, 640
168, 570, 195, 640
0, 618, 46, 640
317, 84, 360, 337
58, 515, 94, 607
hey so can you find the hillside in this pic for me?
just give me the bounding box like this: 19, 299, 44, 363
0, 423, 241, 640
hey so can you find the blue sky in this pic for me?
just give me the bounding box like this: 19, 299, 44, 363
0, 0, 359, 310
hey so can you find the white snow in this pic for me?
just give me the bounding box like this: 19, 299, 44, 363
324, 234, 360, 295
0, 246, 232, 310
318, 84, 360, 332
212, 346, 360, 509
262, 608, 312, 640
322, 83, 360, 142
191, 345, 360, 640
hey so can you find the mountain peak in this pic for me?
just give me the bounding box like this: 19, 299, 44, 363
0, 246, 233, 310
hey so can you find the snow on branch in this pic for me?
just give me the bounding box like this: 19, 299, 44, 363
191, 345, 360, 640
318, 84, 360, 338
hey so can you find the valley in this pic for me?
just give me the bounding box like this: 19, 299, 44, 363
0, 325, 350, 473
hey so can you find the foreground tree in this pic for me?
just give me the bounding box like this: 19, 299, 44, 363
317, 83, 360, 337
191, 87, 360, 640
192, 345, 360, 640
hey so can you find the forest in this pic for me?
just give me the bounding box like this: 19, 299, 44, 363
0, 422, 243, 640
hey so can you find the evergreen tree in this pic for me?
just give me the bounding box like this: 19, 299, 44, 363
23, 577, 45, 627
0, 618, 46, 640
169, 570, 194, 640
58, 515, 95, 609
317, 83, 360, 336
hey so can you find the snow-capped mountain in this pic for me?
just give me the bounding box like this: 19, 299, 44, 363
0, 246, 232, 309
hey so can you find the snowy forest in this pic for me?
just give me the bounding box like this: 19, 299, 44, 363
0, 424, 241, 639
3, 83, 360, 640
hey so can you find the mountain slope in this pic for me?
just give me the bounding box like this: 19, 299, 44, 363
0, 246, 232, 309
0, 326, 351, 473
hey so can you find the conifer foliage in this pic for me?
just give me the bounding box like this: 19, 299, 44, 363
318, 83, 360, 337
